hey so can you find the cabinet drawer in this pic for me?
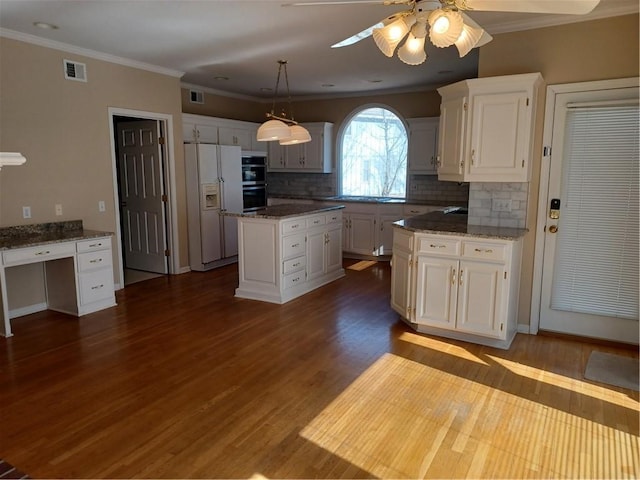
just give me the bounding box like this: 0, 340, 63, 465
308, 215, 326, 228
283, 256, 306, 275
462, 241, 507, 262
283, 270, 305, 290
2, 242, 76, 266
282, 219, 306, 234
416, 235, 460, 256
282, 233, 305, 259
326, 211, 342, 224
77, 249, 113, 272
78, 269, 114, 305
77, 237, 111, 253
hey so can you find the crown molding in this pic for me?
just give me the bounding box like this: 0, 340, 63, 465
0, 28, 184, 78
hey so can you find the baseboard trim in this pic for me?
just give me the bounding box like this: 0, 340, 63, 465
9, 302, 48, 319
538, 329, 639, 350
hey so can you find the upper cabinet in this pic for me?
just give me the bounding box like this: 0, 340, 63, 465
182, 114, 266, 152
436, 73, 544, 183
268, 122, 333, 173
407, 117, 439, 175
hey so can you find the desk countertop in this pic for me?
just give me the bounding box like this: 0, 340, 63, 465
0, 220, 112, 251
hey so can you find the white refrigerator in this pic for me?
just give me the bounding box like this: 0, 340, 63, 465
185, 143, 243, 271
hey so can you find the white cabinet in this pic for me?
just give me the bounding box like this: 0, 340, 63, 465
391, 228, 522, 349
436, 73, 543, 183
340, 203, 404, 257
235, 210, 344, 304
407, 117, 439, 174
344, 213, 376, 256
183, 114, 267, 153
75, 238, 116, 313
267, 122, 333, 173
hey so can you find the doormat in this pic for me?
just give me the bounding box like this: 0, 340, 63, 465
347, 260, 377, 271
0, 459, 30, 479
584, 351, 639, 392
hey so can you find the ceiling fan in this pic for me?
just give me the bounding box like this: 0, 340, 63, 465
286, 0, 601, 65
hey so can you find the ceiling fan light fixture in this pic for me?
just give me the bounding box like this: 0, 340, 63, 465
428, 9, 464, 48
454, 23, 484, 57
398, 22, 428, 65
372, 14, 415, 57
279, 124, 312, 145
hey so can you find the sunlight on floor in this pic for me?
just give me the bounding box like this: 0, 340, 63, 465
300, 353, 639, 478
399, 331, 489, 365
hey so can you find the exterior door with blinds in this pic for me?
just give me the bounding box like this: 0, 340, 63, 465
539, 86, 639, 343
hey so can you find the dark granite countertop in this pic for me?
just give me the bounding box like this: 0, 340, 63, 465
0, 220, 113, 251
394, 211, 528, 240
269, 195, 464, 208
224, 203, 345, 220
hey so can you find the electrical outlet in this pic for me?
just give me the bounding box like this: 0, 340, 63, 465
22, 206, 31, 219
55, 204, 63, 216
98, 200, 106, 212
492, 199, 512, 212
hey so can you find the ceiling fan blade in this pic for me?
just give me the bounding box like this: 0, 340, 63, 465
283, 0, 409, 6
330, 12, 406, 48
463, 0, 600, 15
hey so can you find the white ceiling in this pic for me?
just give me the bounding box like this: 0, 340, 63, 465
0, 0, 637, 100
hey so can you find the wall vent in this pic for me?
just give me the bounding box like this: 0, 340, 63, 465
190, 89, 204, 104
63, 59, 87, 82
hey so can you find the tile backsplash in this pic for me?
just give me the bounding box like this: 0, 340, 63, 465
268, 172, 470, 206
467, 182, 529, 228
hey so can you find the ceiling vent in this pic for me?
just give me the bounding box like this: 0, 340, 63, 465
63, 59, 87, 82
190, 90, 204, 104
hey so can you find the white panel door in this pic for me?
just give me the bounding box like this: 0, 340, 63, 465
349, 214, 376, 255
437, 96, 466, 178
414, 256, 457, 329
117, 120, 168, 274
456, 261, 503, 338
539, 86, 639, 343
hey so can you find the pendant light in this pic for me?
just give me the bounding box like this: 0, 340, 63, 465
256, 60, 311, 144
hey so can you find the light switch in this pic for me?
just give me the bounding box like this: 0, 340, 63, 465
55, 204, 63, 216
98, 200, 106, 212
22, 206, 31, 219
492, 199, 512, 212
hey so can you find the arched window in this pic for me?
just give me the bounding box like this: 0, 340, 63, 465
340, 106, 408, 198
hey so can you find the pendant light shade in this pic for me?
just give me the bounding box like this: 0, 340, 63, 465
428, 9, 464, 48
398, 21, 427, 65
373, 14, 415, 57
257, 60, 311, 144
454, 23, 485, 57
257, 118, 291, 142
279, 124, 312, 145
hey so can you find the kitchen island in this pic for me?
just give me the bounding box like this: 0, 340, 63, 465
390, 210, 527, 349
226, 204, 345, 304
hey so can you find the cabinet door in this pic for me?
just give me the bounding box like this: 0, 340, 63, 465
218, 126, 252, 149
348, 214, 376, 255
456, 260, 504, 338
194, 123, 219, 143
182, 121, 197, 142
467, 91, 530, 181
414, 256, 458, 329
325, 225, 343, 273
285, 143, 306, 170
268, 142, 287, 170
306, 229, 326, 281
408, 119, 438, 174
390, 248, 413, 319
437, 96, 467, 180
378, 214, 403, 256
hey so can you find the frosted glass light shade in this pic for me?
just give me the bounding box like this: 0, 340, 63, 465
372, 14, 415, 57
398, 33, 427, 65
0, 152, 27, 169
454, 23, 484, 57
256, 119, 290, 141
279, 124, 312, 145
428, 9, 464, 48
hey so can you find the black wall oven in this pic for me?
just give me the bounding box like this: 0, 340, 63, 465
241, 153, 267, 212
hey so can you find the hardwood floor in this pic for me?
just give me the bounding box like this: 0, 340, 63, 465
1, 260, 638, 479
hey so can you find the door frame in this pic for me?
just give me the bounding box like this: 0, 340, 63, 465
108, 107, 181, 289
529, 77, 639, 334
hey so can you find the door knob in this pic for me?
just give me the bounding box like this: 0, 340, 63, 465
548, 225, 558, 233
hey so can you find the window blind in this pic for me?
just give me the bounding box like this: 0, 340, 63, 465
550, 104, 639, 321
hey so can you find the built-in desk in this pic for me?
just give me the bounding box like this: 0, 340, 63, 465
0, 220, 116, 337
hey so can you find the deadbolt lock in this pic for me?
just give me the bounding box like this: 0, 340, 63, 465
548, 225, 558, 233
